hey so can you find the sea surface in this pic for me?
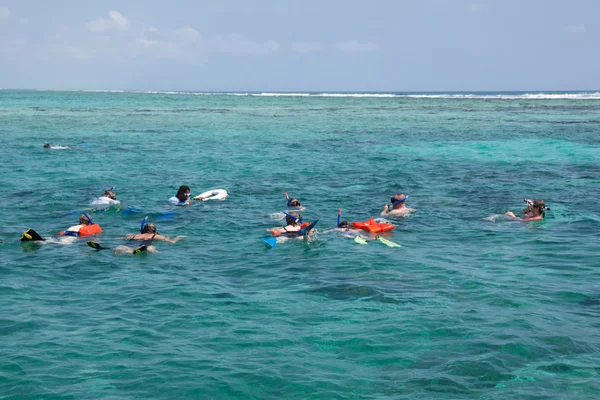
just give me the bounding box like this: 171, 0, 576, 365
1, 90, 599, 399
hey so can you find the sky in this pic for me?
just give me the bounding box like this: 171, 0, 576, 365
0, 0, 598, 92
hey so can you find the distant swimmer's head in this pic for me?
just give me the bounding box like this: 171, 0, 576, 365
391, 194, 408, 207
176, 185, 191, 202
142, 223, 157, 234
338, 220, 351, 229
43, 143, 50, 148
285, 211, 301, 226
289, 198, 301, 207
104, 189, 117, 200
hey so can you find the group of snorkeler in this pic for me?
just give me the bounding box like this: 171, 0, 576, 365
20, 185, 195, 254
19, 183, 550, 252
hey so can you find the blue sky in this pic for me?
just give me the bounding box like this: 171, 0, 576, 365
0, 0, 597, 91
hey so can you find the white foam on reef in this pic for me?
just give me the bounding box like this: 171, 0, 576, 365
258, 92, 311, 97
80, 89, 126, 93
403, 92, 600, 100
41, 89, 600, 100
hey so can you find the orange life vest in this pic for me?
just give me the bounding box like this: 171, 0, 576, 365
352, 218, 394, 233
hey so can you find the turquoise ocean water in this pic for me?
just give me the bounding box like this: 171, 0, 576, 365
1, 90, 599, 399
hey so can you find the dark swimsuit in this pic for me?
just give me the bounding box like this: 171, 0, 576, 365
129, 233, 157, 246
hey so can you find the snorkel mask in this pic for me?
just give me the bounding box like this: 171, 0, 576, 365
392, 196, 408, 208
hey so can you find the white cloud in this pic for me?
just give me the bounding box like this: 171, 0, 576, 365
0, 7, 10, 18
212, 34, 279, 55
336, 40, 379, 52
292, 41, 322, 54
562, 24, 585, 33
175, 26, 201, 43
471, 4, 481, 12
87, 10, 129, 33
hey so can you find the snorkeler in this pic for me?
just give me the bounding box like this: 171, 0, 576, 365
381, 194, 415, 217
271, 211, 303, 235
505, 199, 549, 222
21, 213, 102, 242
263, 212, 318, 247
169, 185, 192, 205
284, 192, 306, 210
43, 143, 69, 150
87, 217, 185, 253
125, 220, 185, 243
90, 188, 120, 206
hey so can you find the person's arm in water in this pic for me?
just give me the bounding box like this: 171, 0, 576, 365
154, 234, 186, 243
505, 212, 543, 222
381, 204, 389, 217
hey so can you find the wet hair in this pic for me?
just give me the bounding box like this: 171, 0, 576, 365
79, 214, 91, 225
289, 198, 301, 207
104, 189, 116, 200
177, 185, 191, 195
142, 223, 157, 234
532, 200, 548, 217
338, 220, 351, 228
285, 211, 300, 226
43, 143, 50, 148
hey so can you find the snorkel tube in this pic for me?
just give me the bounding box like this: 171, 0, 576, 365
83, 213, 94, 224
337, 209, 342, 227
140, 216, 148, 234
285, 192, 291, 207
283, 211, 303, 224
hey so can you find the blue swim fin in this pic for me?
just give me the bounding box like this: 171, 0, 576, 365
301, 219, 318, 235
261, 238, 277, 248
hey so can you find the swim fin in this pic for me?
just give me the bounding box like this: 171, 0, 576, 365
301, 219, 318, 237
132, 245, 148, 254
377, 236, 401, 248
354, 236, 367, 245
87, 241, 109, 250
21, 229, 45, 242
261, 238, 277, 248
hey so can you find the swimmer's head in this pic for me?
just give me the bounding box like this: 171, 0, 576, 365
176, 185, 191, 201
142, 223, 157, 234
338, 220, 351, 229
43, 143, 50, 148
532, 200, 546, 210
289, 198, 301, 207
104, 189, 116, 200
391, 194, 407, 206
177, 185, 191, 195
79, 214, 91, 225
285, 211, 300, 225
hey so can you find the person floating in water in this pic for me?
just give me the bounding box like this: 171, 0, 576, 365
90, 189, 120, 206
88, 218, 185, 253
125, 221, 185, 243
271, 211, 302, 235
21, 213, 102, 243
43, 143, 69, 150
325, 209, 359, 232
505, 199, 549, 221
284, 192, 306, 211
169, 185, 192, 205
381, 194, 415, 218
